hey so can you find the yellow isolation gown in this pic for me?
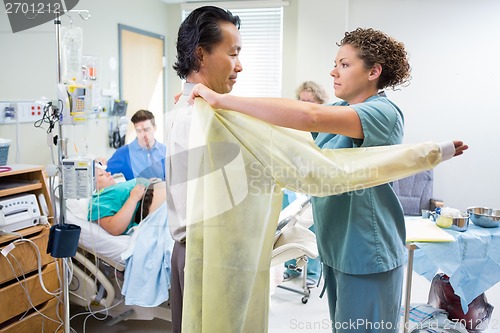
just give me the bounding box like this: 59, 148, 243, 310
175, 98, 446, 333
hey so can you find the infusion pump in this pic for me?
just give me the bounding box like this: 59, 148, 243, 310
0, 194, 41, 233
57, 82, 93, 125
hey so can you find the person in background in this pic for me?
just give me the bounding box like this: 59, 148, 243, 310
100, 110, 166, 180
88, 168, 145, 236
296, 80, 329, 104
296, 80, 328, 140
88, 167, 166, 236
88, 167, 172, 308
282, 80, 329, 287
188, 27, 468, 332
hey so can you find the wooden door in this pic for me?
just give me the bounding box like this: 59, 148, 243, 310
119, 25, 165, 143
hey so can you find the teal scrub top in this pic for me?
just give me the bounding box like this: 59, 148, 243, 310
88, 179, 139, 235
312, 94, 406, 274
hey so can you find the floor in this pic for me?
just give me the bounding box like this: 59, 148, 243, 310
69, 267, 500, 333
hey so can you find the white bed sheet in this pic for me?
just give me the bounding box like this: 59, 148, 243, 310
64, 198, 130, 263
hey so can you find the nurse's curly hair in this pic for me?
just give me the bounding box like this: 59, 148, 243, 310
173, 6, 240, 79
338, 28, 411, 90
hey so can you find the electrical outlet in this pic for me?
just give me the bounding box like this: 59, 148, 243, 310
17, 102, 44, 123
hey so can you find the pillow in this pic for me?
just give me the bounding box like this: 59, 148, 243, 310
66, 198, 90, 221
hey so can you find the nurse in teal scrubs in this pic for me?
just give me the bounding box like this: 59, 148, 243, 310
187, 27, 468, 332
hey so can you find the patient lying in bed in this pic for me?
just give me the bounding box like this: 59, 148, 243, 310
88, 169, 167, 236
69, 168, 174, 307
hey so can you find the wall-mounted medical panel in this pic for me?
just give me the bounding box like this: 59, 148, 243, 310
0, 101, 47, 124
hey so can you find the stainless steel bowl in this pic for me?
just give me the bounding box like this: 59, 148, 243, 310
467, 207, 500, 228
450, 215, 470, 232
436, 213, 469, 232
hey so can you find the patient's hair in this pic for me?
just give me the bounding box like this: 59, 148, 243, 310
134, 185, 154, 223
295, 81, 329, 104
173, 6, 241, 79
338, 28, 411, 90
131, 109, 155, 127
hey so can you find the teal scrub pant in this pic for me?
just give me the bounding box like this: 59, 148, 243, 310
323, 265, 404, 332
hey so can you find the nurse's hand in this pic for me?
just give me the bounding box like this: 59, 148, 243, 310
188, 83, 222, 108
452, 140, 468, 156
174, 92, 182, 104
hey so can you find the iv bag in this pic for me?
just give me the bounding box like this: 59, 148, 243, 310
61, 26, 83, 83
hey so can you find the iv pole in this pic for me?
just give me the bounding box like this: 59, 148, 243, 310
53, 9, 90, 333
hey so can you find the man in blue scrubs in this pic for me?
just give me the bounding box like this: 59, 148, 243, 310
106, 109, 166, 180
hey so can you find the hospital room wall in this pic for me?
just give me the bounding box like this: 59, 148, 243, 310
0, 0, 171, 166
288, 0, 500, 211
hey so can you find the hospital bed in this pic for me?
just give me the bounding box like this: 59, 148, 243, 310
271, 194, 319, 304
62, 198, 172, 324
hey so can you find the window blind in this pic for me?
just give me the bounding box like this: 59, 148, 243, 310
182, 4, 283, 97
